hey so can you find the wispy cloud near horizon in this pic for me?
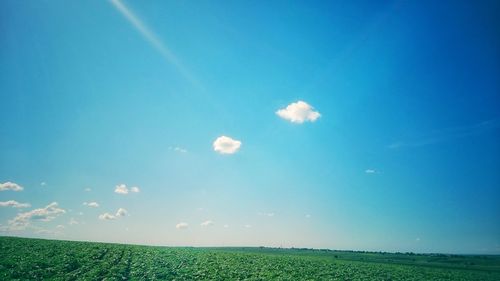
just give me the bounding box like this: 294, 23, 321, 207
388, 119, 500, 149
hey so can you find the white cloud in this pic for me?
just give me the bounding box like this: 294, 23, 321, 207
305, 214, 311, 218
116, 208, 128, 217
99, 213, 116, 220
115, 184, 140, 195
175, 147, 187, 153
99, 208, 128, 220
365, 169, 376, 174
56, 224, 65, 229
8, 202, 65, 228
40, 182, 46, 187
258, 212, 275, 217
244, 224, 252, 228
223, 224, 229, 228
200, 220, 214, 227
115, 184, 128, 194
83, 202, 99, 208
84, 188, 91, 192
0, 200, 31, 208
276, 101, 321, 123
169, 146, 187, 153
176, 222, 188, 229
0, 181, 23, 191
213, 136, 242, 154
69, 218, 79, 225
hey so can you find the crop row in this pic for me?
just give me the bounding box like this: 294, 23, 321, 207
0, 237, 499, 280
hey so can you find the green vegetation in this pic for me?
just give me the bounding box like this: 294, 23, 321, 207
1, 236, 499, 280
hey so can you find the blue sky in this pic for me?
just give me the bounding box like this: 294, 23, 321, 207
1, 0, 499, 254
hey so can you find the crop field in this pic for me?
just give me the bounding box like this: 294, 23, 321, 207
1, 236, 499, 280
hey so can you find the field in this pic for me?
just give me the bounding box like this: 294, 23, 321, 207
1, 236, 499, 280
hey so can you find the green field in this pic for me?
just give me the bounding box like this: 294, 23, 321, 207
1, 236, 499, 280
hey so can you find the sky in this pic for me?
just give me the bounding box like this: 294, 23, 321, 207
0, 0, 499, 254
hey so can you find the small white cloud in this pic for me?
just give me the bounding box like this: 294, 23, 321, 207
213, 136, 242, 154
8, 202, 65, 229
244, 224, 252, 228
305, 214, 311, 218
276, 101, 320, 123
40, 182, 46, 187
200, 220, 214, 227
84, 188, 91, 192
223, 224, 229, 228
258, 212, 275, 217
69, 218, 79, 225
99, 213, 116, 220
56, 224, 65, 229
115, 184, 139, 195
115, 184, 129, 194
0, 200, 31, 208
416, 237, 421, 242
176, 222, 188, 229
365, 169, 376, 174
98, 208, 128, 220
169, 146, 188, 153
0, 181, 23, 191
116, 208, 128, 217
78, 212, 84, 216
83, 202, 99, 208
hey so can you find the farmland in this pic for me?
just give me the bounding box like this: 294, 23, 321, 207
0, 236, 499, 280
